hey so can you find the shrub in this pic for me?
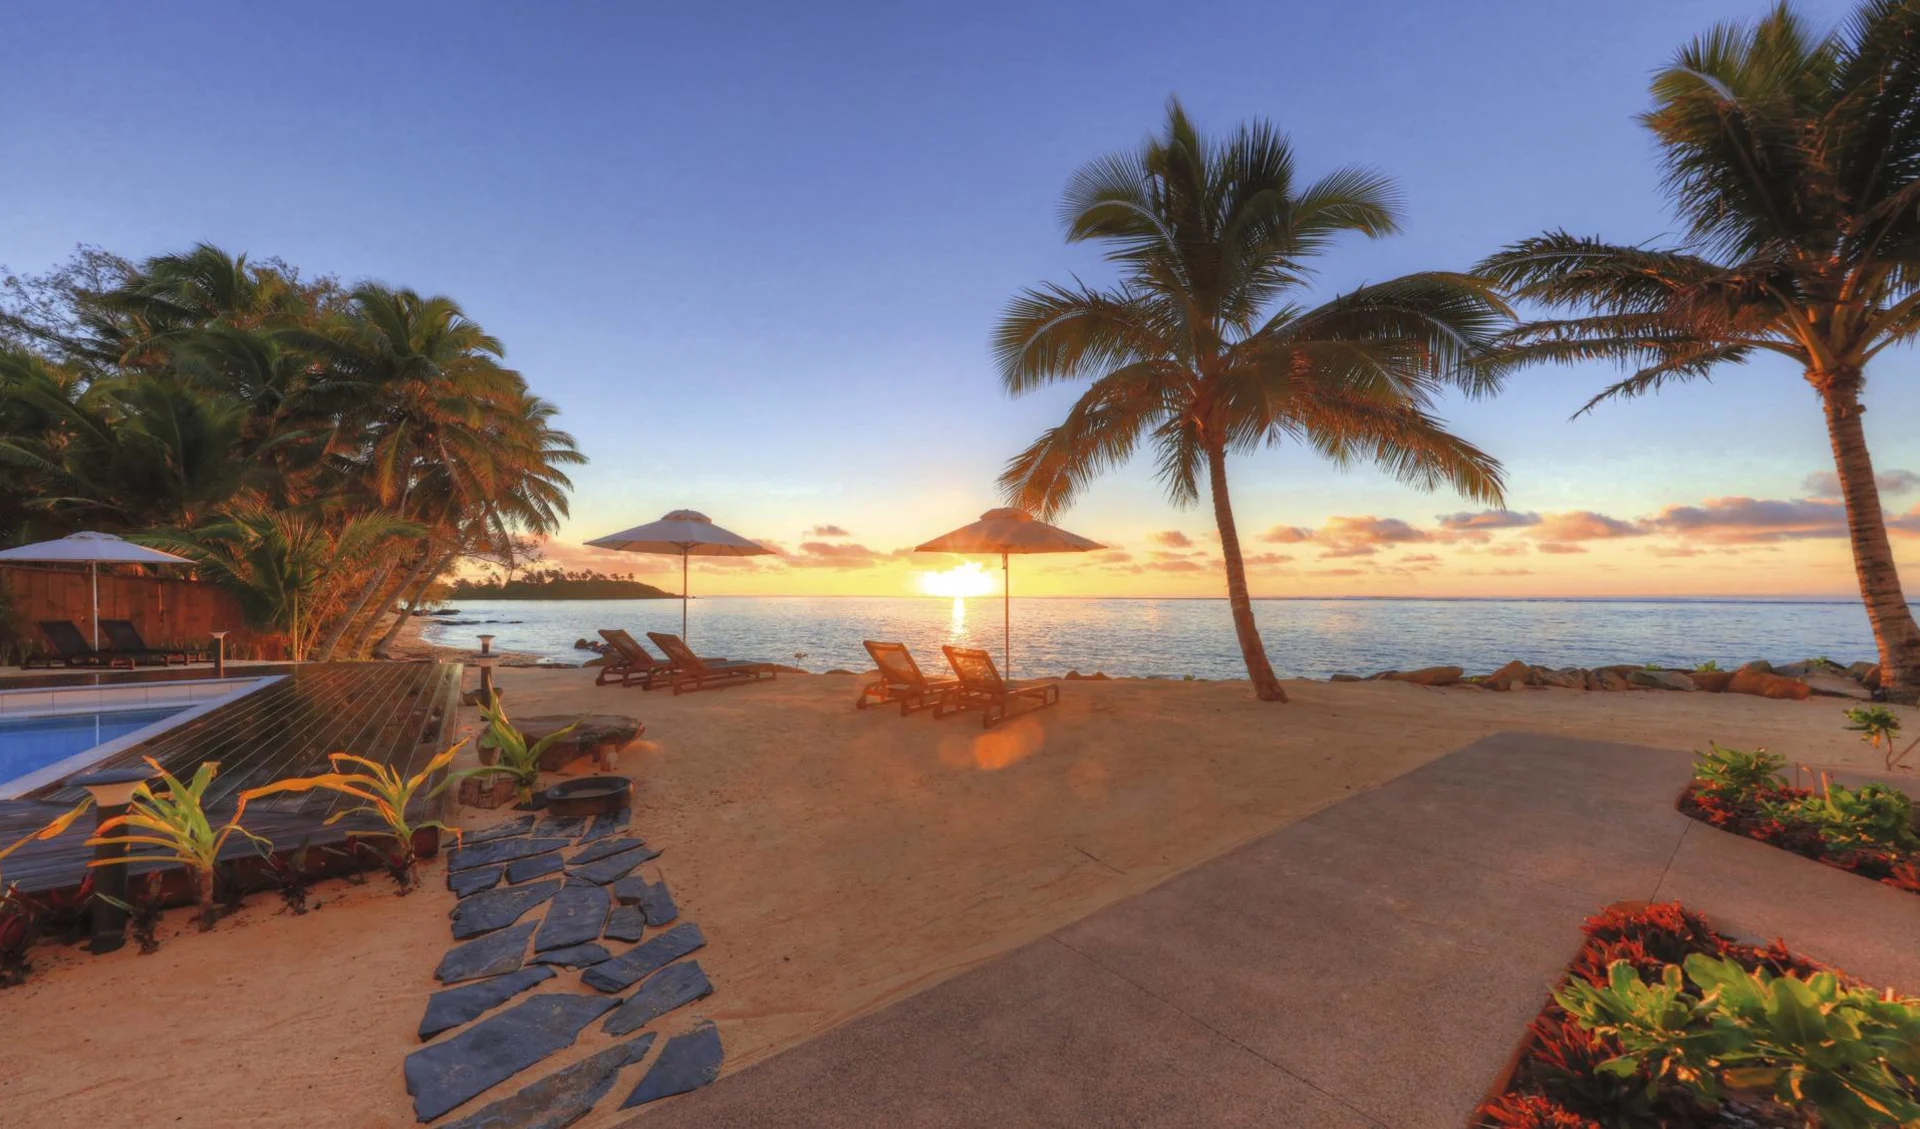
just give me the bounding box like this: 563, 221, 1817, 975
0, 799, 95, 984
454, 699, 579, 807
1689, 744, 1786, 803
241, 745, 462, 893
1478, 1092, 1601, 1128
88, 759, 269, 931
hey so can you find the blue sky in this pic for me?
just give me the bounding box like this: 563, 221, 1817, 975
6, 0, 1907, 597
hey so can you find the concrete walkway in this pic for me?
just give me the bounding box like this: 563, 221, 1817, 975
625, 732, 1920, 1128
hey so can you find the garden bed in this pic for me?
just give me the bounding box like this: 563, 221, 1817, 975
1475, 902, 1919, 1128
1676, 745, 1919, 896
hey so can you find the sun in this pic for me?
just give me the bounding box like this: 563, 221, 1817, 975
918, 562, 994, 598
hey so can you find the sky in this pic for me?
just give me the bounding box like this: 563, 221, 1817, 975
8, 0, 1915, 600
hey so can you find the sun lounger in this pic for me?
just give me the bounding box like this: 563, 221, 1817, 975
100, 619, 203, 666
24, 620, 135, 669
646, 632, 778, 695
937, 646, 1059, 728
594, 629, 728, 689
856, 641, 956, 715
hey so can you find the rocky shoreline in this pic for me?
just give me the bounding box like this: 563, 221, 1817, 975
1339, 657, 1879, 701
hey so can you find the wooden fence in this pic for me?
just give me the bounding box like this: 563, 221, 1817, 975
0, 564, 286, 658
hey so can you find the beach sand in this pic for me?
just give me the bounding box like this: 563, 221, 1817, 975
3, 670, 1909, 1127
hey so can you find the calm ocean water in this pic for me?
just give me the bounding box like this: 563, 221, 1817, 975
420, 597, 1890, 681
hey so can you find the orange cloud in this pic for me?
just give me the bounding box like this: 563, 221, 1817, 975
1149, 530, 1195, 548
805, 524, 851, 538
1527, 511, 1645, 542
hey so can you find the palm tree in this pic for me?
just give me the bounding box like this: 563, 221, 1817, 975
1478, 0, 1920, 702
996, 101, 1510, 701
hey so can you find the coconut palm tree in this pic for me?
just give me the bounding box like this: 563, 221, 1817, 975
996, 100, 1510, 701
1478, 0, 1920, 702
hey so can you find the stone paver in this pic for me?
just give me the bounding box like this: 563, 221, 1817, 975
443, 1033, 657, 1129
448, 837, 573, 872
569, 843, 662, 886
603, 961, 713, 1036
628, 732, 1920, 1129
450, 879, 562, 940
534, 881, 611, 952
583, 923, 706, 993
420, 967, 556, 1040
619, 1021, 724, 1109
436, 921, 538, 984
405, 993, 620, 1121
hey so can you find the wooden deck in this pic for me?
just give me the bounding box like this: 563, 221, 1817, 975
2, 662, 463, 895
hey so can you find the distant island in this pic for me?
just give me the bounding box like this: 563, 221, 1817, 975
445, 568, 677, 600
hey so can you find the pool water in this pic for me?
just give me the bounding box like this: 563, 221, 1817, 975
0, 707, 187, 787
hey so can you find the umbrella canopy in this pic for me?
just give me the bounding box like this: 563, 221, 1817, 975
916, 508, 1102, 677
0, 532, 195, 648
585, 510, 773, 640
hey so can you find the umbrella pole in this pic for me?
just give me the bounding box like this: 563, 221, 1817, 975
91, 561, 99, 650
1003, 552, 1010, 678
682, 550, 689, 641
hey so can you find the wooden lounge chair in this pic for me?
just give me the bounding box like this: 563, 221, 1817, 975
856, 641, 956, 715
594, 629, 728, 689
24, 620, 134, 669
646, 632, 778, 695
937, 646, 1059, 729
100, 619, 202, 666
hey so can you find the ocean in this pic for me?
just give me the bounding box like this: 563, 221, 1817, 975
417, 596, 1888, 681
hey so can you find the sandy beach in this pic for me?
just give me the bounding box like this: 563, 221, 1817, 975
1, 668, 1908, 1128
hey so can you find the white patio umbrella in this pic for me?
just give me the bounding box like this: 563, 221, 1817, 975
0, 531, 195, 648
916, 508, 1102, 677
585, 510, 773, 642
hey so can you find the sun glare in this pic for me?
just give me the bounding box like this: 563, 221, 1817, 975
918, 562, 994, 599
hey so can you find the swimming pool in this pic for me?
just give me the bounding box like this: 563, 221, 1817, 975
0, 706, 189, 787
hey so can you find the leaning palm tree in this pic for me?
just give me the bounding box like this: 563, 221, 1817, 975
1478, 0, 1920, 702
996, 100, 1510, 701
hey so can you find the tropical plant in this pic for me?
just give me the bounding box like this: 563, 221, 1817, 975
1843, 704, 1919, 771
96, 872, 169, 955
1692, 660, 1720, 673
1790, 780, 1920, 854
1478, 0, 1920, 702
0, 800, 92, 985
993, 99, 1510, 701
238, 744, 462, 892
87, 759, 268, 931
450, 699, 579, 807
1558, 954, 1920, 1129
1690, 743, 1787, 802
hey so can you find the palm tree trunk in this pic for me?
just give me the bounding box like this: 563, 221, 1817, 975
372, 548, 455, 658
347, 554, 422, 658
1823, 380, 1920, 703
316, 559, 393, 661
1205, 441, 1287, 702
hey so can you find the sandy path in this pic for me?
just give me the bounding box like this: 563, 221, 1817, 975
2, 672, 1906, 1127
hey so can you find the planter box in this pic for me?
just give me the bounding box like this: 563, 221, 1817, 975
457, 774, 517, 810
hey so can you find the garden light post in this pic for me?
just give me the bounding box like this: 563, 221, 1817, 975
477, 634, 497, 708
68, 765, 155, 955
209, 631, 227, 678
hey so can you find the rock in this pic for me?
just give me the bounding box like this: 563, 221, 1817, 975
509, 715, 644, 771
1483, 660, 1533, 692
1593, 670, 1632, 691
1738, 659, 1773, 674
569, 843, 662, 886
1804, 672, 1872, 700
529, 943, 611, 969
504, 853, 565, 884
576, 809, 632, 844
1727, 667, 1812, 701
632, 876, 679, 927
619, 1020, 723, 1109
447, 837, 572, 873
824, 668, 855, 675
404, 993, 620, 1122
461, 815, 537, 846
449, 867, 503, 898
574, 638, 594, 649
1774, 660, 1811, 678
1627, 670, 1696, 691
582, 922, 707, 993
1534, 667, 1590, 690
534, 881, 611, 952
604, 905, 648, 942
603, 961, 714, 1036
1378, 666, 1463, 687
536, 815, 590, 840
1851, 662, 1882, 689
1328, 673, 1363, 682
451, 879, 563, 940
1090, 672, 1109, 680
436, 921, 538, 984
440, 1033, 657, 1129
568, 837, 647, 866
1064, 670, 1083, 680
1691, 670, 1735, 693
418, 967, 555, 1040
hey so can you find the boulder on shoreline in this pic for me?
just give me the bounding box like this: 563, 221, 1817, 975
1374, 666, 1463, 687
1334, 654, 1878, 701
1726, 667, 1812, 701
1627, 669, 1696, 692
